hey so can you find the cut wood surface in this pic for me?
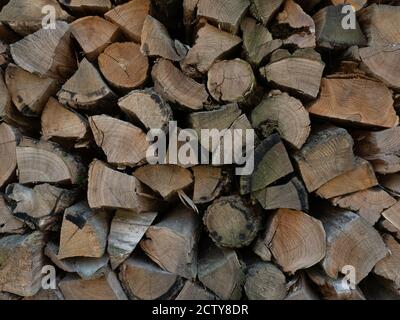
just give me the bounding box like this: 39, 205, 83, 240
59, 0, 112, 15
250, 0, 283, 25
0, 194, 25, 234
0, 122, 18, 188
382, 201, 400, 231
192, 166, 226, 204
373, 234, 400, 287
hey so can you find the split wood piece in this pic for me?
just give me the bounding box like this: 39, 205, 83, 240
108, 210, 158, 269
316, 158, 378, 199
118, 88, 173, 133
23, 288, 64, 301
6, 183, 77, 231
119, 254, 183, 300
358, 4, 400, 46
152, 58, 209, 111
308, 76, 398, 128
283, 32, 316, 49
45, 241, 109, 280
207, 59, 257, 104
89, 115, 149, 167
87, 160, 158, 212
331, 187, 396, 225
382, 202, 400, 232
0, 122, 18, 188
240, 134, 293, 194
176, 281, 217, 300
5, 64, 59, 117
293, 126, 356, 192
241, 18, 282, 67
374, 234, 400, 287
249, 0, 283, 25
359, 45, 400, 90
307, 267, 366, 300
254, 209, 326, 273
330, 0, 366, 10
204, 196, 261, 248
57, 58, 116, 111
59, 0, 112, 15
134, 165, 193, 199
0, 0, 73, 35
313, 5, 366, 49
197, 0, 249, 34
58, 202, 109, 259
251, 91, 310, 149
285, 273, 319, 300
59, 272, 128, 300
181, 23, 242, 77
198, 240, 244, 300
140, 15, 181, 61
244, 262, 287, 300
105, 0, 150, 43
70, 16, 120, 62
260, 49, 325, 99
0, 232, 45, 296
16, 137, 85, 185
10, 21, 77, 80
140, 205, 200, 280
380, 174, 400, 196
276, 0, 315, 32
98, 42, 149, 92
41, 97, 89, 147
320, 207, 388, 284
192, 166, 226, 204
353, 127, 400, 174
0, 194, 25, 234
253, 177, 309, 212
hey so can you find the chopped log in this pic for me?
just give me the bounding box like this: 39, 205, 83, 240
89, 115, 149, 167
283, 32, 316, 49
198, 240, 244, 300
140, 15, 181, 61
6, 183, 77, 231
244, 262, 287, 300
207, 59, 257, 104
134, 165, 193, 199
98, 42, 149, 92
0, 232, 45, 296
320, 207, 388, 284
293, 126, 356, 192
87, 160, 158, 211
379, 219, 400, 242
152, 58, 209, 111
316, 157, 378, 199
251, 91, 310, 149
16, 137, 85, 185
0, 122, 18, 188
59, 0, 112, 15
119, 253, 183, 300
380, 174, 400, 196
108, 209, 158, 269
23, 288, 64, 301
353, 127, 400, 174
192, 166, 226, 204
382, 201, 400, 231
253, 177, 309, 212
241, 18, 282, 67
181, 23, 242, 77
374, 234, 400, 287
254, 209, 326, 274
359, 274, 400, 300
140, 205, 200, 280
260, 49, 325, 99
308, 76, 398, 128
59, 271, 128, 300
57, 58, 116, 111
0, 194, 25, 234
197, 0, 250, 34
105, 0, 150, 43
240, 134, 294, 194
313, 5, 366, 49
118, 88, 173, 133
70, 16, 120, 62
358, 4, 400, 46
203, 195, 261, 248
176, 281, 217, 300
0, 0, 73, 35
6, 67, 59, 118
41, 97, 89, 147
276, 0, 315, 32
10, 22, 77, 80
285, 273, 319, 300
249, 0, 283, 25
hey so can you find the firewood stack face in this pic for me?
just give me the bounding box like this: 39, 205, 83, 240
1, 0, 400, 301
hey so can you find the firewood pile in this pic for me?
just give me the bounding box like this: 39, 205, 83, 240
0, 0, 400, 301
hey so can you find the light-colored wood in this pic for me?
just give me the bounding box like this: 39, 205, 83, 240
330, 0, 366, 10
0, 122, 18, 188
176, 281, 217, 300
254, 209, 326, 274
23, 288, 64, 301
382, 201, 400, 231
192, 166, 226, 204
250, 0, 283, 25
59, 0, 112, 15
0, 194, 25, 234
374, 234, 400, 287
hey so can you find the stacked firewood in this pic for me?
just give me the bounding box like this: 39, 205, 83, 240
0, 0, 400, 300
